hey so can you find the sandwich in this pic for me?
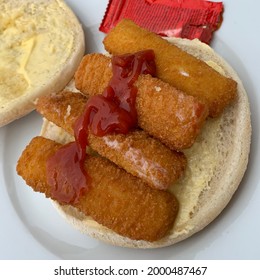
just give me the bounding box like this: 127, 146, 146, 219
17, 19, 251, 248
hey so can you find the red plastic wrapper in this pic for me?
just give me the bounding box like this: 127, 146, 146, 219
99, 0, 223, 44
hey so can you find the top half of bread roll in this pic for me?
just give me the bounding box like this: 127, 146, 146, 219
0, 0, 85, 127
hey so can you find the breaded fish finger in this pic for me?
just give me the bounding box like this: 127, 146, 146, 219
36, 91, 186, 190
75, 54, 208, 150
103, 19, 237, 117
16, 136, 179, 241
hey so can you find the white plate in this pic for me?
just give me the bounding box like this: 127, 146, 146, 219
1, 0, 260, 260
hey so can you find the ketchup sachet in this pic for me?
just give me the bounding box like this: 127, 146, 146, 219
99, 0, 223, 44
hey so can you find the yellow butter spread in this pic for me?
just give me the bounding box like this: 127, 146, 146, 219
170, 117, 221, 234
0, 0, 75, 105
170, 60, 223, 235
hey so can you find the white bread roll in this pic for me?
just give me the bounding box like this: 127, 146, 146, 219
0, 0, 85, 127
40, 38, 251, 248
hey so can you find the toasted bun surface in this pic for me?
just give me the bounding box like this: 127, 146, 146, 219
0, 0, 85, 127
40, 38, 251, 248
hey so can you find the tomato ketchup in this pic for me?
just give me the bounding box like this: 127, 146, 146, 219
46, 50, 156, 204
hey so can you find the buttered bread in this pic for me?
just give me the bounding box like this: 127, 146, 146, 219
0, 0, 85, 127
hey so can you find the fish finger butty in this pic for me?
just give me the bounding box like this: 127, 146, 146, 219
16, 12, 250, 249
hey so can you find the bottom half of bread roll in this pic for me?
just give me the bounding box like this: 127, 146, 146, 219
18, 37, 251, 248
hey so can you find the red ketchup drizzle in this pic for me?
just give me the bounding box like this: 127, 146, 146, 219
46, 50, 156, 204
